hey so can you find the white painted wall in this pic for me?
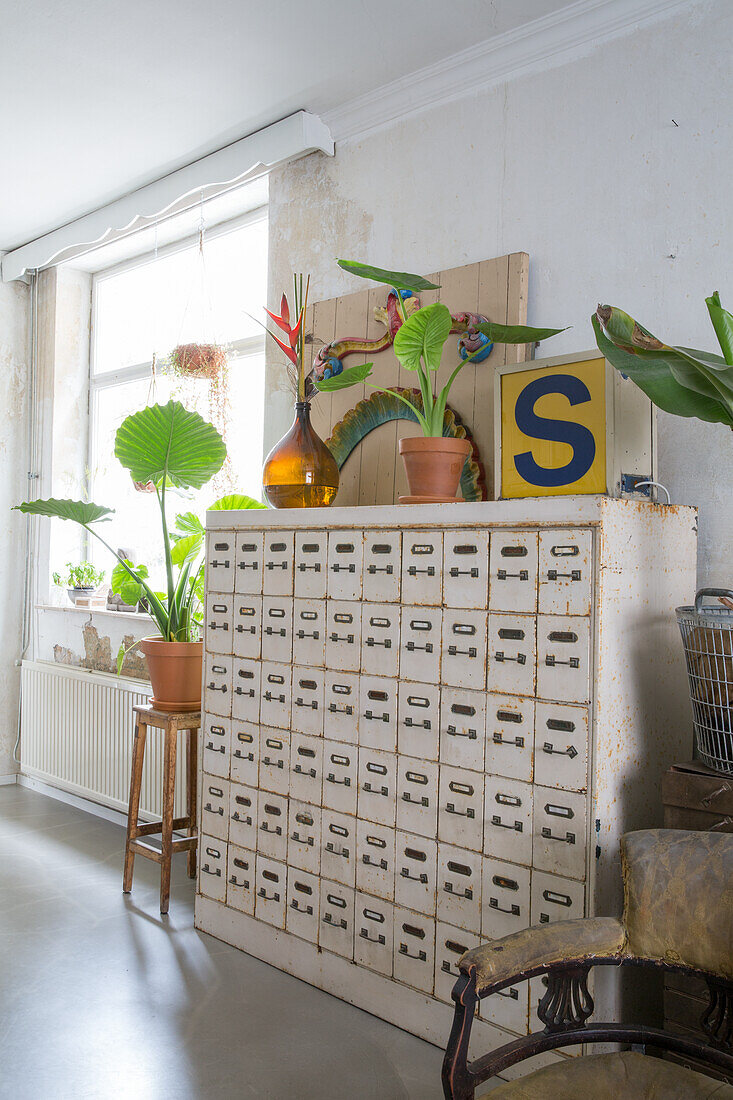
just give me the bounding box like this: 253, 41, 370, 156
0, 276, 29, 775
267, 0, 732, 588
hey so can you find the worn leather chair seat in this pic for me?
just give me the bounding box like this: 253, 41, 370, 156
487, 1050, 733, 1099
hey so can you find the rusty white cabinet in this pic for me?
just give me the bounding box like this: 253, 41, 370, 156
194, 497, 696, 1057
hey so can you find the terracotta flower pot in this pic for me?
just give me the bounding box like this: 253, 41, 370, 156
139, 638, 203, 713
399, 436, 472, 502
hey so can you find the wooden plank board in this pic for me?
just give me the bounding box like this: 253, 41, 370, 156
309, 297, 336, 441
331, 289, 369, 506
358, 284, 399, 506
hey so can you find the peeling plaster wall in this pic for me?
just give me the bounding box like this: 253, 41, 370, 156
267, 0, 732, 588
0, 276, 29, 775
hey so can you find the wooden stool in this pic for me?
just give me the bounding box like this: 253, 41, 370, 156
123, 705, 200, 914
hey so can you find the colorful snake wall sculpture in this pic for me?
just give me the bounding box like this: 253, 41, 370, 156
312, 290, 494, 382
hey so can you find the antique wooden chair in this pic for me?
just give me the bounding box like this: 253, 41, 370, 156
443, 829, 733, 1098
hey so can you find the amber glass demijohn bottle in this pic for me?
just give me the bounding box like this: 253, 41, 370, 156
262, 401, 340, 508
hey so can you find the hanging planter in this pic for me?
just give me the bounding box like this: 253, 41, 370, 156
169, 342, 228, 380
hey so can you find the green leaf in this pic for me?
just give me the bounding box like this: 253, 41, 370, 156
13, 498, 114, 524
170, 533, 203, 567
475, 322, 567, 344
173, 511, 205, 539
314, 362, 374, 392
114, 400, 226, 490
393, 302, 452, 374
706, 291, 733, 366
111, 560, 148, 608
336, 260, 440, 293
209, 493, 267, 511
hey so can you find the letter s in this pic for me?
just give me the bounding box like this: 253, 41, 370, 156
513, 374, 596, 488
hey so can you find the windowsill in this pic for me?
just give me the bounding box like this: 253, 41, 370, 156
36, 603, 152, 624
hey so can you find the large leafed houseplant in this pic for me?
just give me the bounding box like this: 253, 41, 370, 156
15, 400, 265, 711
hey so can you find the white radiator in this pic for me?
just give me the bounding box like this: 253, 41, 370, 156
20, 660, 187, 819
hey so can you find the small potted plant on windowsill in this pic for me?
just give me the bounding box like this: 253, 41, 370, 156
316, 261, 565, 501
52, 561, 105, 606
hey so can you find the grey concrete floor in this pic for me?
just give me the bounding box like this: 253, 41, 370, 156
0, 785, 451, 1100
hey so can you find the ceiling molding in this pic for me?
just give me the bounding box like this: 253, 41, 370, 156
323, 0, 696, 142
1, 111, 333, 282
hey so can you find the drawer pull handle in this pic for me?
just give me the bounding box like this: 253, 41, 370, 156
407, 641, 433, 653
331, 563, 356, 573
495, 651, 526, 665
328, 703, 354, 716
326, 774, 351, 786
541, 827, 576, 845
260, 822, 283, 836
264, 692, 286, 704
367, 564, 393, 575
330, 633, 355, 644
551, 544, 580, 557
404, 717, 431, 729
402, 792, 429, 807
489, 899, 521, 916
444, 881, 473, 900
298, 562, 321, 572
206, 744, 225, 755
548, 630, 579, 644
365, 637, 391, 649
210, 559, 230, 569
497, 568, 529, 581
446, 804, 475, 819
362, 855, 388, 870
491, 815, 522, 832
229, 875, 250, 889
238, 561, 259, 571
202, 865, 221, 877
408, 565, 435, 577
234, 687, 255, 698
208, 621, 229, 631
545, 655, 580, 668
399, 944, 427, 961
294, 698, 318, 710
231, 812, 252, 825
296, 629, 320, 640
492, 733, 525, 748
492, 874, 519, 891
359, 929, 386, 945
257, 889, 281, 902
290, 900, 314, 915
233, 750, 254, 762
495, 793, 522, 807
547, 568, 581, 582
325, 842, 350, 858
204, 803, 224, 816
236, 625, 256, 635
448, 645, 477, 658
401, 868, 428, 884
363, 782, 388, 796
262, 757, 284, 769
364, 710, 389, 723
323, 913, 348, 929
543, 741, 578, 758
294, 765, 317, 778
207, 683, 228, 692
291, 832, 314, 846
498, 988, 519, 1001
265, 561, 288, 571
446, 725, 477, 740
264, 627, 287, 637
450, 567, 479, 578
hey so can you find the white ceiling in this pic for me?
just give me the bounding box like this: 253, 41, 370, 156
0, 0, 569, 251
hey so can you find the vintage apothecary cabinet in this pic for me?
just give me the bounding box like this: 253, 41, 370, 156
195, 497, 696, 1066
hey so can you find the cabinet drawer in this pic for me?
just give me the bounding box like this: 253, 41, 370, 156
485, 694, 534, 783
261, 596, 293, 663
262, 530, 294, 596
260, 662, 291, 729
481, 857, 531, 940
230, 722, 258, 786
443, 530, 489, 609
232, 595, 262, 659
395, 831, 437, 915
481, 981, 529, 1037
434, 922, 481, 1004
400, 606, 442, 683
206, 594, 233, 654
229, 782, 258, 849
531, 870, 585, 925
539, 529, 592, 616
322, 742, 358, 816
289, 732, 323, 805
259, 728, 290, 796
363, 530, 401, 603
255, 854, 287, 928
438, 765, 484, 852
441, 609, 487, 690
359, 675, 398, 752
202, 716, 230, 779
201, 777, 229, 840
234, 531, 264, 594
437, 844, 482, 934
321, 810, 356, 887
292, 598, 326, 667
487, 614, 536, 697
319, 880, 355, 958
356, 820, 396, 901
288, 800, 321, 876
256, 791, 288, 861
231, 658, 260, 722
204, 655, 232, 718
396, 757, 438, 839
358, 748, 397, 827
534, 702, 588, 792
362, 603, 401, 677
398, 681, 440, 761
291, 666, 325, 737
326, 601, 362, 673
440, 688, 487, 772
199, 834, 227, 902
394, 907, 435, 995
206, 532, 235, 593
324, 671, 360, 744
536, 616, 591, 704
489, 530, 538, 613
354, 892, 394, 977
226, 844, 255, 915
483, 777, 533, 866
294, 531, 327, 599
401, 531, 443, 606
286, 867, 320, 943
327, 531, 363, 601
533, 786, 587, 880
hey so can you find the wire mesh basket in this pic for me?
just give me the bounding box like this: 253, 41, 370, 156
676, 588, 733, 774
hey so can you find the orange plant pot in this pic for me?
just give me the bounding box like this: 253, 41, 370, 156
139, 638, 203, 713
399, 436, 472, 502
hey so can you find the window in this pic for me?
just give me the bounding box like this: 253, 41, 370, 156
89, 210, 267, 579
